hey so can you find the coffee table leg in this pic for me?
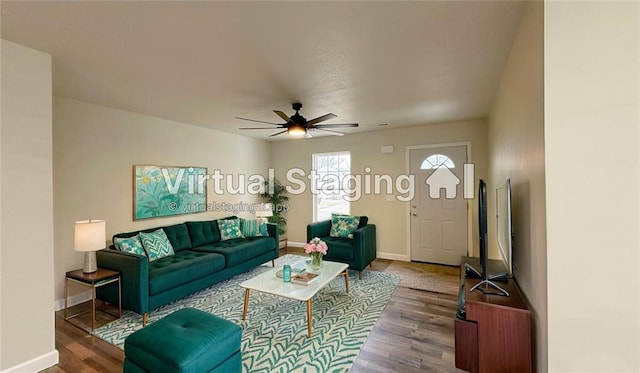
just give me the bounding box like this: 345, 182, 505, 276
306, 299, 312, 337
344, 270, 350, 293
243, 289, 250, 320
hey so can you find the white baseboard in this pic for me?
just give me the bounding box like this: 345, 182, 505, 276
377, 252, 410, 262
1, 349, 58, 373
53, 289, 92, 312
288, 241, 306, 248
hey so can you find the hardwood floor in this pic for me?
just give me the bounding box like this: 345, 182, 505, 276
44, 254, 462, 373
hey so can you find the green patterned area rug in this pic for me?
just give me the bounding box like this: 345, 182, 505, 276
93, 255, 399, 372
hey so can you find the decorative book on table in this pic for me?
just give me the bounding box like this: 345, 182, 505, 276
275, 262, 307, 279
291, 272, 319, 285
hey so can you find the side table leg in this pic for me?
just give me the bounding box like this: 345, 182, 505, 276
242, 289, 250, 320
64, 277, 69, 320
118, 276, 122, 318
91, 286, 96, 331
306, 299, 312, 337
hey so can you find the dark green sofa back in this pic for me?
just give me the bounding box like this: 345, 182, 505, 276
112, 223, 194, 252
186, 220, 221, 246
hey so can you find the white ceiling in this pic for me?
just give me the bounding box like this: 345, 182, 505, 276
1, 1, 525, 140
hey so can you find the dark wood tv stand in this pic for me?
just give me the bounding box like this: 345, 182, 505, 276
455, 256, 532, 373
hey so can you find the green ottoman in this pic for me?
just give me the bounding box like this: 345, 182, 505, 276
123, 308, 242, 373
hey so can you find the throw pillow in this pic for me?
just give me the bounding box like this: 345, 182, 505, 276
218, 219, 244, 241
240, 218, 267, 237
139, 229, 175, 262
330, 214, 361, 239
113, 235, 146, 257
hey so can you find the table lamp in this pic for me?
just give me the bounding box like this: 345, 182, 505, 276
74, 219, 106, 273
255, 203, 273, 224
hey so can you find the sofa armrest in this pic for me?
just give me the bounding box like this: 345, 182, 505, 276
267, 222, 280, 257
307, 220, 332, 241
96, 249, 149, 315
353, 224, 377, 269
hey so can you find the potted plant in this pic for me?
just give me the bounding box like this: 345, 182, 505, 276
260, 179, 289, 235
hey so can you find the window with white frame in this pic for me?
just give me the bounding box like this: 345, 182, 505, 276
313, 151, 351, 222
420, 154, 455, 169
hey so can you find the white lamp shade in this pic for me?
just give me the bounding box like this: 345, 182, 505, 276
74, 220, 106, 252
255, 203, 273, 218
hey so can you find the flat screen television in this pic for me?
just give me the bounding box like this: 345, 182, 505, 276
465, 179, 509, 296
496, 178, 514, 277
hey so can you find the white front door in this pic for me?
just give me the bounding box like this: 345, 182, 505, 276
410, 145, 468, 265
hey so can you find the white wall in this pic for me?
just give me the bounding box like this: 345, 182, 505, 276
545, 2, 640, 371
53, 98, 271, 303
270, 120, 487, 261
0, 40, 58, 372
487, 3, 546, 372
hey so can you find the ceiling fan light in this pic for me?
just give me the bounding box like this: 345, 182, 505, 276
287, 124, 306, 137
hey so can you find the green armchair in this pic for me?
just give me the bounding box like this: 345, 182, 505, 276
307, 216, 376, 279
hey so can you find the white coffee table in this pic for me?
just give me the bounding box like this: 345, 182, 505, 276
241, 256, 349, 337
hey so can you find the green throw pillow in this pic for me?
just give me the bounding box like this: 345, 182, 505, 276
139, 229, 175, 262
218, 219, 244, 241
113, 235, 146, 257
240, 218, 267, 237
330, 214, 360, 239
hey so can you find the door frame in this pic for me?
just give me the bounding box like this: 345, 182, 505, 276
405, 142, 473, 262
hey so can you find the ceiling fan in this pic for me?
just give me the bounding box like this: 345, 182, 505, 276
236, 103, 358, 138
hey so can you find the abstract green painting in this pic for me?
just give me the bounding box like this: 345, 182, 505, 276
133, 165, 207, 220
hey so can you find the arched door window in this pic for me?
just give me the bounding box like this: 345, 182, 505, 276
420, 154, 455, 169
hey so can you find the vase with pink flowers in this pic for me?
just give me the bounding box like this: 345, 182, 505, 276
304, 237, 328, 271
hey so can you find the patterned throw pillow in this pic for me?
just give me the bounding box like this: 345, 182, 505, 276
139, 229, 175, 262
113, 235, 146, 257
218, 219, 245, 241
240, 218, 267, 237
330, 214, 361, 239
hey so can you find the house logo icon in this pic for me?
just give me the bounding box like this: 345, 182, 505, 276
425, 165, 460, 199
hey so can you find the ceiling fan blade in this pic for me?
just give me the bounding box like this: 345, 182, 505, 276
273, 110, 292, 123
312, 123, 359, 128
235, 117, 280, 125
269, 130, 288, 137
239, 127, 282, 130
307, 113, 337, 126
311, 128, 345, 136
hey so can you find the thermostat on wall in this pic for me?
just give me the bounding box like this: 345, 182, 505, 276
381, 146, 394, 153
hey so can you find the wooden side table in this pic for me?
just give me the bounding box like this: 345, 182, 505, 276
279, 236, 288, 249
64, 268, 122, 332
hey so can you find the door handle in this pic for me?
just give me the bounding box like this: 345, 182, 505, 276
412, 213, 417, 217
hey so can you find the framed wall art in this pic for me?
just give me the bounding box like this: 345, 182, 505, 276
133, 165, 208, 220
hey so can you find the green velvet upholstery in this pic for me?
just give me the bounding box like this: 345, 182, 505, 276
186, 220, 220, 246
97, 217, 279, 318
194, 237, 275, 267
148, 251, 225, 295
307, 216, 376, 273
163, 223, 193, 252
123, 308, 241, 373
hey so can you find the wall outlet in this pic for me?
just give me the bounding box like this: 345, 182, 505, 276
385, 195, 395, 201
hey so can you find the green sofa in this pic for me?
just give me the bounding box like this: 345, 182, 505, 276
97, 217, 279, 325
307, 216, 376, 279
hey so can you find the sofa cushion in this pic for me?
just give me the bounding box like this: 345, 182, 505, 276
358, 216, 369, 228
113, 235, 146, 257
186, 220, 220, 247
139, 229, 175, 262
194, 237, 274, 267
162, 223, 192, 252
218, 219, 244, 241
322, 237, 355, 261
148, 251, 225, 295
330, 214, 361, 238
331, 214, 368, 229
240, 218, 267, 237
